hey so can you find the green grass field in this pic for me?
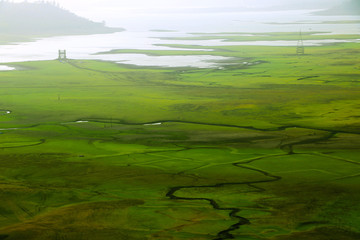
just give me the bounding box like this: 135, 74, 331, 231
0, 33, 360, 240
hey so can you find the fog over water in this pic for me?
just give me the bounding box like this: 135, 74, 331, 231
2, 0, 359, 68
0, 65, 15, 71
11, 0, 345, 25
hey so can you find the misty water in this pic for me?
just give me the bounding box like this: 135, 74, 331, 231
0, 65, 15, 71
0, 10, 359, 68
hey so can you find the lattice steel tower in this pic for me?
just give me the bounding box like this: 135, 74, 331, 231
296, 31, 304, 55
58, 50, 67, 60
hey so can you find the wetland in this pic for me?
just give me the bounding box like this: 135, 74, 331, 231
0, 5, 360, 240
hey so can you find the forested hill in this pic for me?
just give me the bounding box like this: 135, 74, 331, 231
0, 1, 123, 37
315, 0, 360, 15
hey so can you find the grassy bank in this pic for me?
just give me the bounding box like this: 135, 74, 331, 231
0, 38, 359, 240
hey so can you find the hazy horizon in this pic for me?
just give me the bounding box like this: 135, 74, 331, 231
9, 0, 346, 27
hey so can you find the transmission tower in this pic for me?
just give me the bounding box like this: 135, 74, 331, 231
58, 50, 67, 60
296, 30, 304, 55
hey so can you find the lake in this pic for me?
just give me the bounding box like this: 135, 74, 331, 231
0, 10, 359, 68
0, 65, 15, 71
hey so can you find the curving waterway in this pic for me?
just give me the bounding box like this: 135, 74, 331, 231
1, 114, 359, 239
76, 118, 354, 239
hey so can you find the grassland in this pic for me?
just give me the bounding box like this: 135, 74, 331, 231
0, 33, 360, 240
150, 32, 360, 42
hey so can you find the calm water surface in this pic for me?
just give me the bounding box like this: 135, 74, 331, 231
0, 65, 15, 71
0, 10, 359, 68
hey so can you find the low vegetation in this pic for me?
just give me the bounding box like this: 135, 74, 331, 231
0, 33, 359, 239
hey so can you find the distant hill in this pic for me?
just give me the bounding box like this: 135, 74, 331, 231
0, 1, 123, 41
315, 0, 360, 15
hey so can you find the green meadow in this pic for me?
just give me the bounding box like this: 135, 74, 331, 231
0, 33, 360, 239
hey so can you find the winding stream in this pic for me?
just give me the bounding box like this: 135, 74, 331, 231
165, 133, 337, 239
75, 118, 347, 239
80, 118, 359, 135
166, 153, 283, 240
1, 114, 357, 239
